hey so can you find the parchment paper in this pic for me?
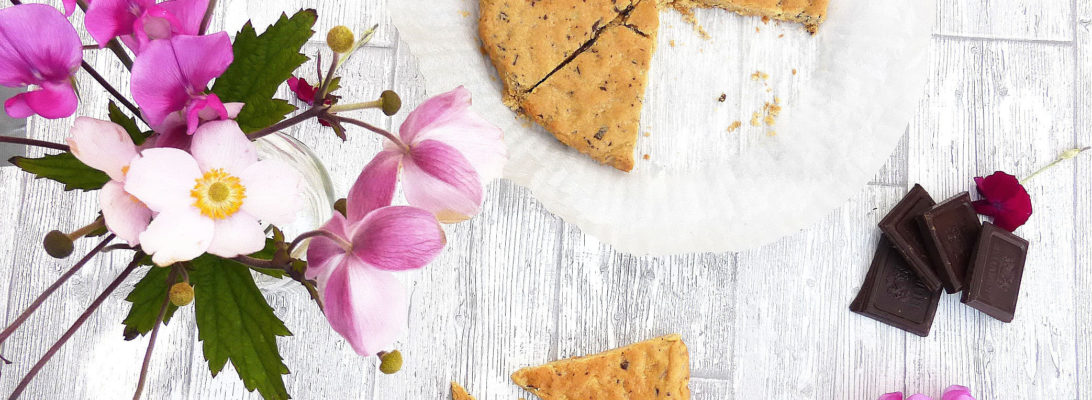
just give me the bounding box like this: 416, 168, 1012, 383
390, 0, 935, 255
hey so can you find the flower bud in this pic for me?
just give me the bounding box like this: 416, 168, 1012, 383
378, 350, 402, 374
43, 230, 74, 259
169, 282, 195, 306
380, 90, 401, 116
327, 26, 355, 54
1060, 147, 1089, 160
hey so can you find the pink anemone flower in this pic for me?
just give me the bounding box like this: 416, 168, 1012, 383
67, 117, 152, 245
85, 0, 209, 53
130, 33, 233, 134
124, 120, 302, 266
306, 163, 447, 356
0, 4, 83, 119
358, 86, 506, 223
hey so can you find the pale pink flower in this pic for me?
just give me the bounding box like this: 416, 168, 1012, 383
85, 0, 209, 53
66, 117, 152, 245
0, 4, 83, 119
357, 86, 506, 223
124, 120, 302, 266
306, 160, 446, 356
130, 33, 233, 133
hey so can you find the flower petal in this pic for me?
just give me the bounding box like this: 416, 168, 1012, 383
972, 171, 1032, 232
67, 117, 138, 181
85, 0, 144, 47
906, 395, 933, 400
320, 260, 407, 356
2, 91, 32, 118
877, 394, 903, 400
62, 0, 77, 16
941, 385, 975, 400
306, 213, 351, 281
100, 180, 152, 245
139, 208, 214, 266
399, 86, 506, 182
5, 82, 78, 119
130, 33, 232, 126
155, 0, 209, 35
346, 150, 401, 222
351, 206, 445, 271
124, 147, 202, 212
189, 120, 257, 175
205, 212, 266, 258
402, 140, 483, 223
185, 93, 228, 134
0, 4, 82, 86
239, 159, 303, 226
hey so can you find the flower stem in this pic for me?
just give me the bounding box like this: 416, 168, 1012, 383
335, 115, 406, 149
0, 135, 70, 152
80, 61, 143, 123
327, 100, 383, 113
72, 0, 134, 70
8, 252, 142, 400
0, 235, 114, 351
231, 255, 280, 270
247, 105, 328, 141
131, 267, 177, 400
317, 53, 340, 100
1020, 146, 1091, 185
287, 229, 352, 254
199, 0, 218, 35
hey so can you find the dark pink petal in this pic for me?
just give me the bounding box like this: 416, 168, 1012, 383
184, 93, 228, 134
85, 0, 147, 48
320, 258, 407, 356
941, 386, 975, 400
351, 206, 445, 272
156, 0, 208, 35
23, 82, 78, 119
347, 150, 401, 222
287, 76, 316, 105
402, 140, 483, 223
2, 91, 32, 118
972, 171, 1032, 231
906, 395, 933, 400
0, 4, 82, 86
130, 33, 232, 126
62, 0, 77, 16
306, 213, 351, 281
877, 394, 903, 400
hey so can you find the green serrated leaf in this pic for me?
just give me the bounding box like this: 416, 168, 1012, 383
108, 102, 149, 145
122, 266, 180, 340
11, 152, 109, 191
191, 254, 292, 400
212, 9, 317, 133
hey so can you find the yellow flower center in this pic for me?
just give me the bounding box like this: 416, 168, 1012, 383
191, 169, 246, 219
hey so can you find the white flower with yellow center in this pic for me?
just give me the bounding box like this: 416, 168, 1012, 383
124, 120, 302, 266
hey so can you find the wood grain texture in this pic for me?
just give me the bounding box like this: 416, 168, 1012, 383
934, 0, 1074, 41
1, 0, 1090, 399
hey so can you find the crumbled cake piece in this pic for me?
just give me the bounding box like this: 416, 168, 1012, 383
451, 382, 476, 400
643, 154, 650, 160
727, 120, 742, 132
750, 70, 769, 81
717, 93, 727, 102
511, 334, 691, 400
750, 111, 761, 126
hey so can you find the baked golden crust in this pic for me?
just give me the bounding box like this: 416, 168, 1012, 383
518, 0, 658, 171
510, 334, 691, 400
451, 381, 476, 400
479, 0, 636, 104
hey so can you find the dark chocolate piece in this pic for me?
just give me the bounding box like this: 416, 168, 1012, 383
879, 184, 942, 291
917, 192, 982, 293
851, 236, 942, 337
961, 222, 1029, 323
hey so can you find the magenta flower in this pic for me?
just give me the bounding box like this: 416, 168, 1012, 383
0, 4, 83, 119
972, 171, 1032, 232
357, 86, 506, 223
85, 0, 209, 53
151, 102, 243, 150
287, 76, 317, 105
131, 33, 233, 134
124, 120, 302, 266
879, 386, 976, 400
66, 117, 152, 245
62, 0, 77, 16
306, 162, 446, 356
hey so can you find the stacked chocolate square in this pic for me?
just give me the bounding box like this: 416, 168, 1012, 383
851, 185, 1030, 336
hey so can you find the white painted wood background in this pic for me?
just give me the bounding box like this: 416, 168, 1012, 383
0, 0, 1088, 399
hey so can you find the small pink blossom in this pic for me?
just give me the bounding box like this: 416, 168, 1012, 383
879, 386, 976, 400
66, 117, 152, 245
306, 161, 446, 356
354, 86, 506, 223
85, 0, 209, 53
0, 4, 83, 119
972, 171, 1032, 232
124, 120, 302, 266
130, 33, 233, 134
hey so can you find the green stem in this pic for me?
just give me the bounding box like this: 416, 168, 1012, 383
1020, 147, 1091, 185
131, 268, 177, 400
328, 100, 383, 113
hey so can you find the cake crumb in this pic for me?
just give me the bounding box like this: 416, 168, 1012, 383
750, 112, 761, 126
755, 27, 761, 33
763, 114, 775, 126
643, 132, 651, 137
717, 93, 726, 102
669, 40, 676, 47
762, 16, 770, 24
750, 70, 769, 81
670, 4, 711, 39
643, 154, 650, 160
774, 96, 781, 104
767, 130, 777, 137
765, 87, 772, 93
792, 68, 797, 75
778, 33, 784, 38
458, 10, 471, 18
727, 121, 741, 132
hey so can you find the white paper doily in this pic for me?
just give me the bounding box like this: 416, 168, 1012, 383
390, 0, 934, 255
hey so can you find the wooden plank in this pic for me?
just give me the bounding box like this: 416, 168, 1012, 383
691, 377, 733, 399
870, 129, 909, 187
734, 184, 906, 398
905, 40, 1077, 399
555, 227, 736, 382
934, 0, 1074, 41
1074, 3, 1091, 395
210, 0, 397, 48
